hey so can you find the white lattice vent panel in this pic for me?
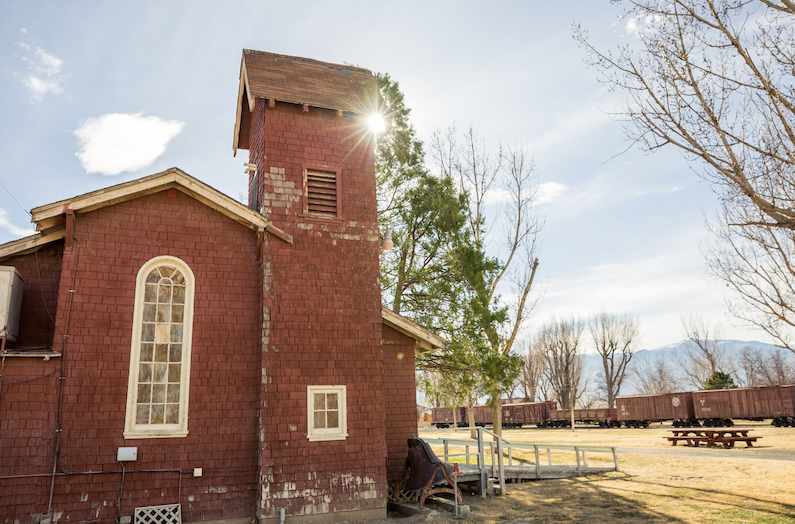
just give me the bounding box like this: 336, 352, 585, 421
134, 504, 182, 524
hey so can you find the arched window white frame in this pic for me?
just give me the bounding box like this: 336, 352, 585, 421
124, 256, 195, 439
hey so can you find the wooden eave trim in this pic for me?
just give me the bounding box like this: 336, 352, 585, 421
31, 169, 269, 232
253, 96, 355, 116
381, 307, 446, 353
233, 58, 256, 156
0, 226, 66, 261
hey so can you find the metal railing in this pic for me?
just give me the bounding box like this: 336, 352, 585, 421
419, 427, 620, 497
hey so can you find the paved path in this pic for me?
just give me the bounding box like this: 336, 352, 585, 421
617, 446, 795, 462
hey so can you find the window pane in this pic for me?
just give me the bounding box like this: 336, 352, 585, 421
140, 343, 153, 362
173, 271, 184, 285
154, 363, 167, 383
327, 410, 339, 429
139, 363, 152, 383
327, 393, 338, 410
314, 411, 326, 429
143, 304, 156, 322
136, 405, 150, 424
137, 384, 151, 403
160, 267, 175, 279
152, 384, 166, 404
168, 364, 181, 383
144, 284, 157, 302
170, 324, 183, 343
314, 393, 325, 410
169, 344, 182, 363
151, 404, 164, 424
173, 286, 185, 304
155, 344, 168, 362
167, 383, 180, 403
146, 271, 160, 284
157, 305, 171, 323
165, 404, 179, 424
171, 305, 184, 323
158, 284, 171, 303
155, 324, 169, 343
141, 324, 155, 342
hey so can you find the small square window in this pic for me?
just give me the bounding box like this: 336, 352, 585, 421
307, 385, 347, 441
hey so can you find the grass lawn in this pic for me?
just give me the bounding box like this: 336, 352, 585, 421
404, 423, 795, 523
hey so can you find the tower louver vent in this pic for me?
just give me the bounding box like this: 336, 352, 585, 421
306, 170, 337, 217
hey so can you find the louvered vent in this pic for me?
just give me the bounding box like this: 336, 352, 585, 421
306, 170, 337, 217
134, 503, 181, 524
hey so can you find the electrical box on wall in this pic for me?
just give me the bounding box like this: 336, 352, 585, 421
117, 447, 138, 461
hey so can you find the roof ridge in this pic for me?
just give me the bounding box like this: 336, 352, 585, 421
242, 49, 373, 75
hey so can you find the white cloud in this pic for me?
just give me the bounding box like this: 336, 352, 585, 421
537, 182, 567, 203
0, 209, 35, 237
74, 113, 184, 175
20, 28, 27, 34
625, 16, 640, 37
16, 45, 66, 102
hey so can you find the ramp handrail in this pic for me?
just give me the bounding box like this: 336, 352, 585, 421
419, 427, 620, 497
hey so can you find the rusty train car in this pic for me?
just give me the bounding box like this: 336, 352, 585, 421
430, 384, 795, 429
615, 385, 795, 428
431, 401, 556, 428
615, 392, 696, 428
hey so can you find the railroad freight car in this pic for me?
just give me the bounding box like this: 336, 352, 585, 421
430, 407, 467, 428
471, 405, 494, 427
545, 408, 619, 428
502, 401, 558, 428
616, 392, 697, 428
692, 385, 795, 427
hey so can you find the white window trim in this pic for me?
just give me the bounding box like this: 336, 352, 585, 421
124, 256, 195, 439
307, 385, 348, 442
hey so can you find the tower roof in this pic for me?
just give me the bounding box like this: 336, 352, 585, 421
233, 50, 381, 153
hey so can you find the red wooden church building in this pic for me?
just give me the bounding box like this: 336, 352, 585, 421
0, 50, 444, 524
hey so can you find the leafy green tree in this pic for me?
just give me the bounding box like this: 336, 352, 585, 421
431, 124, 542, 436
703, 371, 738, 390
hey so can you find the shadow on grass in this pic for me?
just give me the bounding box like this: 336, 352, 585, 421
452, 474, 686, 523
443, 474, 795, 524
602, 476, 795, 521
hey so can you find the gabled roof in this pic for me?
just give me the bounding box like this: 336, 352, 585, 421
381, 307, 446, 354
233, 49, 381, 154
0, 168, 290, 262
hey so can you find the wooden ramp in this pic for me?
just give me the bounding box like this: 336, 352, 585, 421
420, 428, 621, 496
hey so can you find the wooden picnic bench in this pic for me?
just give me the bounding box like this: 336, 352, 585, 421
666, 429, 758, 449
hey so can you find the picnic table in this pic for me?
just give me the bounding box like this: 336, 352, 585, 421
666, 428, 758, 449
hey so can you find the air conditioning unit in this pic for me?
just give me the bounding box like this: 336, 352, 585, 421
0, 266, 24, 343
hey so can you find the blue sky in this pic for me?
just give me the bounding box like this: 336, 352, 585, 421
0, 1, 765, 349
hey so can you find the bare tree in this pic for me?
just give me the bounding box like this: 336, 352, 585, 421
518, 338, 547, 402
680, 312, 732, 389
738, 345, 795, 386
430, 123, 542, 436
636, 355, 682, 395
575, 1, 795, 351
589, 311, 640, 408
537, 317, 586, 410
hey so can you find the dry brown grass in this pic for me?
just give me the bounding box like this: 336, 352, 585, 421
408, 423, 795, 523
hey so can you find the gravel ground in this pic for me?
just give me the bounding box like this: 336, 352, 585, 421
616, 445, 795, 461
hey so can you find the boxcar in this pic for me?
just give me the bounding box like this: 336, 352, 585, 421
691, 385, 795, 426
471, 405, 493, 426
502, 401, 557, 428
616, 392, 696, 427
431, 406, 467, 428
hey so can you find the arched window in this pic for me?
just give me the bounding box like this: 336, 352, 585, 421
124, 256, 195, 439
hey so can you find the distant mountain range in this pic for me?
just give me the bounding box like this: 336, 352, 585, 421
581, 339, 790, 396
